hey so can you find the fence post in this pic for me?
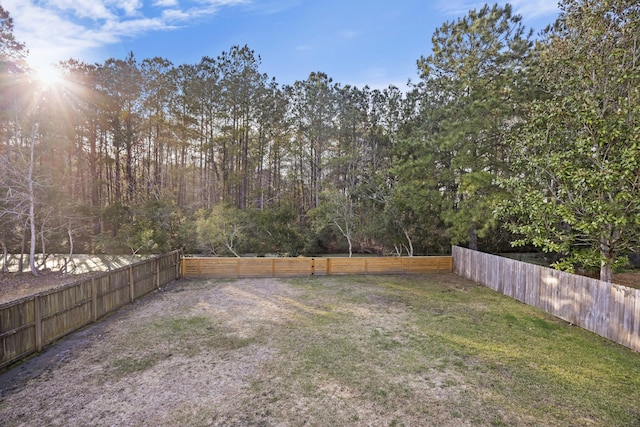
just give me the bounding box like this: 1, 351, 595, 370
175, 251, 180, 280
34, 295, 42, 352
155, 258, 160, 289
129, 265, 135, 302
91, 277, 98, 322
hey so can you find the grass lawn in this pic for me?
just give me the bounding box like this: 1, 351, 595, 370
1, 274, 638, 426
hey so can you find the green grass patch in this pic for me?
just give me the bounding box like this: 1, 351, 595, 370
251, 275, 640, 426
106, 314, 256, 379
35, 274, 638, 426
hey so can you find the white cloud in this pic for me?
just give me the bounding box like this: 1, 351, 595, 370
111, 0, 144, 17
200, 0, 251, 6
154, 0, 179, 7
437, 0, 559, 20
509, 0, 560, 20
45, 0, 113, 20
161, 8, 191, 20
1, 0, 250, 69
102, 16, 173, 35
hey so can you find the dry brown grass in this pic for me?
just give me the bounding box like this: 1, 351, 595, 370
1, 274, 638, 426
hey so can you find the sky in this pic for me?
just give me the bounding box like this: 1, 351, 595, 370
2, 0, 560, 89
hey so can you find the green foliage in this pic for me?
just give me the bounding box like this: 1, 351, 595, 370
0, 5, 26, 71
101, 202, 131, 237
137, 199, 186, 253
393, 3, 533, 252
501, 0, 640, 281
385, 167, 450, 255
246, 205, 305, 256
195, 204, 248, 257
8, 2, 617, 261
310, 187, 357, 256
95, 199, 187, 254
441, 171, 502, 246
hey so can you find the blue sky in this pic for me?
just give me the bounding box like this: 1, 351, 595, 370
3, 0, 560, 88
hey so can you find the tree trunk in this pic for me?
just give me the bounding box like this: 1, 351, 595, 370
468, 228, 478, 251
600, 242, 614, 283
28, 128, 38, 276
0, 240, 8, 273
19, 221, 26, 273
600, 261, 613, 283
115, 146, 122, 202
402, 227, 414, 257
66, 221, 74, 273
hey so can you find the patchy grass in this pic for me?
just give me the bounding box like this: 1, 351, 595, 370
0, 275, 638, 426
247, 275, 640, 426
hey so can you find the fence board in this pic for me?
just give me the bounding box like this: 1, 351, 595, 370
453, 246, 640, 353
0, 250, 180, 369
327, 258, 368, 275
0, 323, 35, 364
238, 258, 278, 277
132, 261, 156, 299
180, 256, 453, 279
631, 288, 640, 351
276, 258, 315, 276
41, 299, 92, 344
367, 258, 404, 274
0, 298, 36, 363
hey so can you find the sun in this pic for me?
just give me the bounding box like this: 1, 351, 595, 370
32, 63, 63, 88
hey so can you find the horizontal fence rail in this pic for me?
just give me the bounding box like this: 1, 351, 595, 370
181, 256, 453, 279
0, 251, 181, 369
452, 246, 640, 353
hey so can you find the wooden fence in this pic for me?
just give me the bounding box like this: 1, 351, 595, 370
181, 256, 453, 279
452, 246, 640, 353
0, 251, 181, 369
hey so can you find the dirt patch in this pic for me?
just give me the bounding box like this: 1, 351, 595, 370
614, 271, 640, 289
0, 254, 151, 305
0, 275, 638, 426
0, 279, 281, 426
0, 277, 474, 426
0, 271, 96, 305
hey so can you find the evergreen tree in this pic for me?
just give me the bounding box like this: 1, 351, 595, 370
502, 0, 640, 282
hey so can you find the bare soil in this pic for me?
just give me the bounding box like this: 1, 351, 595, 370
613, 270, 640, 289
1, 277, 469, 426
0, 254, 149, 305
0, 275, 638, 426
0, 271, 96, 305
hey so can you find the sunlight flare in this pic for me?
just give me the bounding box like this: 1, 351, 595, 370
32, 63, 63, 88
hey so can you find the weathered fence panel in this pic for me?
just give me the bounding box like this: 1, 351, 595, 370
39, 280, 93, 348
452, 246, 640, 352
180, 256, 453, 279
0, 299, 36, 364
0, 251, 180, 369
132, 261, 155, 299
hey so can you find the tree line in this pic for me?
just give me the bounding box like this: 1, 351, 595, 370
1, 1, 638, 282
